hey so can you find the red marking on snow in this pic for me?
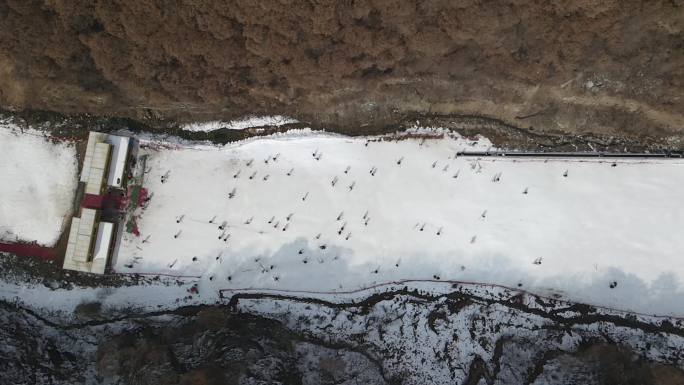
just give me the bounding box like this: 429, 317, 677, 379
131, 221, 140, 237
0, 242, 56, 261
137, 187, 149, 207
82, 194, 104, 209
102, 193, 125, 210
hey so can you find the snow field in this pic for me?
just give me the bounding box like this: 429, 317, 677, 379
181, 115, 298, 132
118, 130, 684, 315
0, 123, 78, 246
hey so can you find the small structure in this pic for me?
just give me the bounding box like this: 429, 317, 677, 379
63, 131, 131, 274
91, 221, 114, 274
106, 135, 130, 188
63, 209, 114, 274
85, 142, 111, 195
81, 132, 130, 190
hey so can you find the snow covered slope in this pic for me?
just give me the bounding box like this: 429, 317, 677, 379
181, 115, 297, 132
118, 129, 684, 315
0, 123, 78, 246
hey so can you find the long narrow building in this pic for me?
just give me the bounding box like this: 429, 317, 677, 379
63, 132, 130, 274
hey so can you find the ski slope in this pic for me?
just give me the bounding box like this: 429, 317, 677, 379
117, 129, 684, 315
0, 123, 78, 246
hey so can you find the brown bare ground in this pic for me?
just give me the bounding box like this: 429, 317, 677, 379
0, 1, 682, 147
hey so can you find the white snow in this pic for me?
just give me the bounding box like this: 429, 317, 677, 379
0, 123, 78, 246
181, 115, 298, 132
1, 268, 680, 385
116, 129, 684, 316
235, 291, 684, 385
0, 276, 202, 321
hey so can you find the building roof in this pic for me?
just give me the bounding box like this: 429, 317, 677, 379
81, 131, 130, 189
65, 130, 129, 274
63, 209, 114, 274
91, 222, 114, 274
80, 132, 108, 183
85, 143, 110, 195
73, 208, 97, 263
63, 217, 81, 271
107, 136, 130, 188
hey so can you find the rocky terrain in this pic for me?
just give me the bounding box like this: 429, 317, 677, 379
233, 288, 684, 385
1, 0, 682, 149
1, 253, 684, 384
2, 282, 684, 384
0, 303, 387, 385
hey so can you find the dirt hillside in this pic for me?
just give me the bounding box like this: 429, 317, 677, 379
0, 1, 682, 145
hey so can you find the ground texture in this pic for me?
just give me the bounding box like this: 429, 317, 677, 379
0, 122, 78, 246
2, 258, 684, 385
1, 1, 682, 148
1, 2, 683, 382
